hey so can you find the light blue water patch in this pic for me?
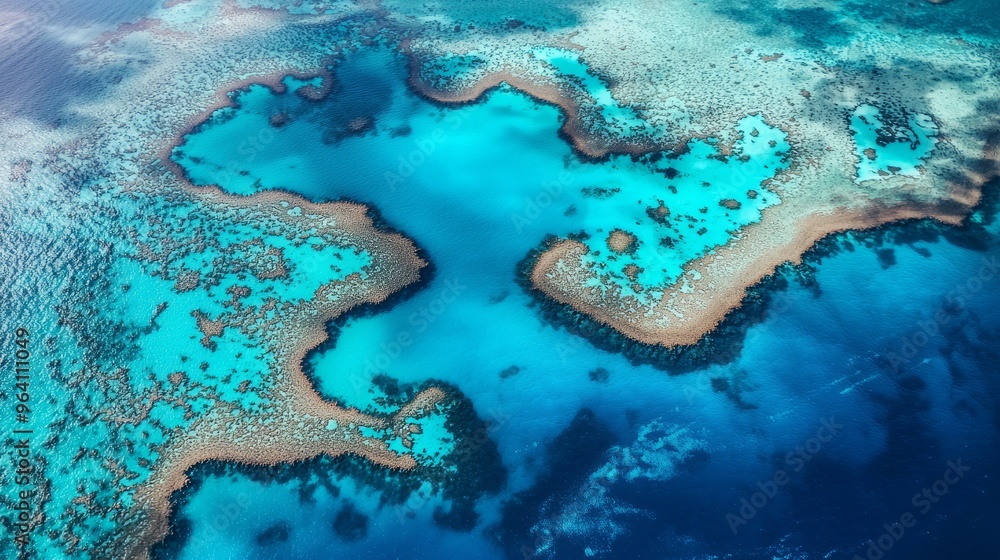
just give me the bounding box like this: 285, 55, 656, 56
174, 467, 501, 560
386, 410, 456, 467
533, 46, 658, 140
851, 104, 938, 183
576, 116, 787, 300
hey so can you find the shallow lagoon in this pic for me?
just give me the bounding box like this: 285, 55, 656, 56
171, 45, 796, 486
167, 46, 1000, 559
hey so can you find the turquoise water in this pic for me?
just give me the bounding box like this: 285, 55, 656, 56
164, 43, 1000, 560
174, 47, 788, 309
532, 47, 658, 140
851, 104, 939, 183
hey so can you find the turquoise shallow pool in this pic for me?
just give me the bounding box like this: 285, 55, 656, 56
851, 104, 939, 183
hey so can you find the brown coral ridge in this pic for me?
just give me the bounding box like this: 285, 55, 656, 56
119, 59, 437, 555
127, 388, 446, 560
518, 203, 995, 380
121, 60, 444, 560
400, 40, 666, 160
159, 66, 336, 170
396, 23, 997, 349
117, 184, 436, 558
525, 123, 1000, 350
531, 177, 990, 348
401, 39, 769, 165
151, 379, 508, 556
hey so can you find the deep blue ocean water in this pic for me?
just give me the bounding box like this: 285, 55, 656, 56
158, 219, 1000, 559
0, 0, 162, 121
1, 2, 999, 559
